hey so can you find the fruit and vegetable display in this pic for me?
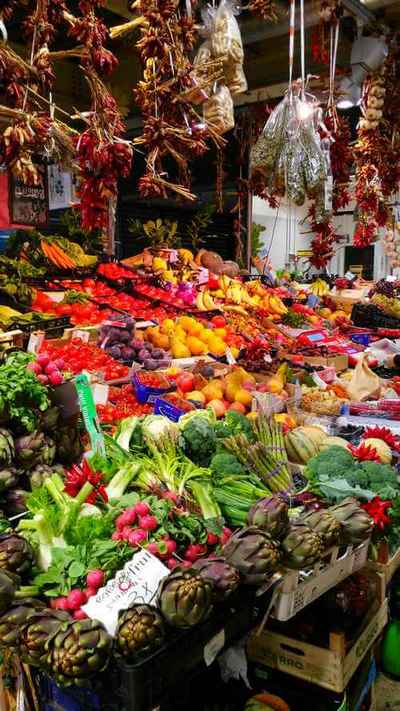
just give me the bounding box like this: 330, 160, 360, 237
0, 239, 399, 708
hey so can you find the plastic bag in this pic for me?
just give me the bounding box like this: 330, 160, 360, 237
346, 353, 381, 402
211, 0, 244, 63
203, 84, 234, 135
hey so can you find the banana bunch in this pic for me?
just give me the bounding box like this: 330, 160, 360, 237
263, 292, 288, 316
310, 278, 330, 297
216, 275, 260, 307
196, 291, 217, 311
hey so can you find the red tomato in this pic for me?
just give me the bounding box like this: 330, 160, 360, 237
176, 373, 195, 393
211, 315, 226, 328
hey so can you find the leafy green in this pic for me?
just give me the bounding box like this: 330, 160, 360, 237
0, 352, 49, 432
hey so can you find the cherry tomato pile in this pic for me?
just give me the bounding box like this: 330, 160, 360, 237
41, 338, 130, 381
32, 278, 179, 326
98, 384, 152, 424
135, 371, 172, 388
97, 263, 136, 281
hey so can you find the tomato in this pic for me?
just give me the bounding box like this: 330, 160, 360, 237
211, 315, 226, 328
56, 303, 73, 316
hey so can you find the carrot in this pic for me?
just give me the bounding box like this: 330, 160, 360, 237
50, 243, 76, 268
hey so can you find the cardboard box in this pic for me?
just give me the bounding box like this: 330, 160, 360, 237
248, 573, 387, 693
304, 353, 349, 372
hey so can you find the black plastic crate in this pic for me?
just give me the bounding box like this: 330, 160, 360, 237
8, 315, 71, 335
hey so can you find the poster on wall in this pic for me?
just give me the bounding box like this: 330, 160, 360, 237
48, 164, 72, 210
9, 164, 48, 226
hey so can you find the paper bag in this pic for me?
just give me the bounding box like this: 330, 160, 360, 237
346, 353, 381, 401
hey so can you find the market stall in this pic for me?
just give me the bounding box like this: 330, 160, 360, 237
0, 0, 398, 709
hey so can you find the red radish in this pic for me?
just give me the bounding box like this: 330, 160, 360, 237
45, 362, 58, 374
220, 527, 232, 545
86, 570, 104, 589
134, 501, 150, 517
83, 587, 97, 598
146, 542, 160, 556
54, 358, 65, 369
37, 374, 49, 385
116, 514, 127, 530
122, 508, 137, 525
180, 560, 192, 569
66, 589, 86, 611
167, 558, 179, 570
122, 525, 133, 541
184, 544, 207, 562
52, 596, 69, 611
165, 539, 177, 555
112, 531, 123, 541
48, 370, 63, 386
207, 532, 219, 546
27, 362, 42, 374
128, 529, 147, 547
73, 609, 88, 620
37, 353, 50, 367
139, 515, 158, 532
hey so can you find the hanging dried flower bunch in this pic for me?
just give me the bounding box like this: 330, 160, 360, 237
311, 2, 342, 65
354, 41, 400, 238
353, 219, 376, 248
306, 203, 343, 269
133, 0, 225, 201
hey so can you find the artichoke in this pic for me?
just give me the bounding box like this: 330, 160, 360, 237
0, 571, 16, 614
0, 597, 45, 648
19, 608, 70, 666
4, 489, 28, 516
158, 568, 213, 629
55, 424, 83, 465
40, 406, 60, 433
281, 522, 324, 569
0, 468, 18, 494
29, 463, 64, 489
0, 533, 34, 577
116, 605, 165, 661
0, 429, 14, 468
247, 496, 289, 540
222, 527, 281, 586
300, 508, 341, 547
15, 431, 56, 471
45, 618, 113, 687
193, 557, 240, 600
329, 497, 374, 545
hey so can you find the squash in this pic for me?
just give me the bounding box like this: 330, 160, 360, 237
319, 436, 349, 451
245, 693, 290, 711
362, 437, 392, 464
284, 426, 325, 464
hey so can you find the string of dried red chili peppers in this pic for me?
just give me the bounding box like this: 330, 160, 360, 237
322, 108, 352, 212
133, 0, 222, 201
306, 203, 343, 269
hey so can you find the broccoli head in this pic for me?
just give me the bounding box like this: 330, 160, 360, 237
306, 446, 355, 481
210, 452, 245, 477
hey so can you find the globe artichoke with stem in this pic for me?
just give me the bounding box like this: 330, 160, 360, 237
281, 522, 325, 569
222, 527, 281, 586
45, 618, 113, 687
0, 468, 18, 494
0, 571, 16, 614
300, 508, 342, 547
19, 608, 70, 667
329, 497, 374, 545
28, 463, 64, 489
158, 568, 213, 629
115, 605, 165, 661
55, 424, 84, 465
247, 496, 289, 540
0, 429, 15, 468
0, 533, 34, 578
0, 597, 45, 648
15, 431, 56, 471
193, 557, 240, 601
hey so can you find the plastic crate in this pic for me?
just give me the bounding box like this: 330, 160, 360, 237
132, 370, 174, 404
9, 315, 71, 336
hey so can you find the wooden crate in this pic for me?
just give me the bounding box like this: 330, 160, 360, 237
248, 574, 387, 693
367, 544, 400, 585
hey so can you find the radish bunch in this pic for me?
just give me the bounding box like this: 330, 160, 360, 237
27, 352, 65, 387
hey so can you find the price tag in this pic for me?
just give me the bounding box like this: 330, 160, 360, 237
72, 329, 90, 342
82, 550, 169, 635
75, 373, 105, 455
324, 175, 333, 212
204, 629, 225, 667
92, 383, 109, 405
27, 331, 44, 354
225, 347, 236, 365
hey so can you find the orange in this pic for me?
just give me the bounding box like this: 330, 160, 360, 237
187, 321, 203, 337
228, 402, 246, 414
186, 390, 206, 404
213, 327, 227, 340
208, 338, 226, 357
178, 315, 195, 331
186, 336, 207, 356
225, 383, 238, 403
202, 382, 223, 402
153, 333, 170, 350
235, 388, 253, 408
